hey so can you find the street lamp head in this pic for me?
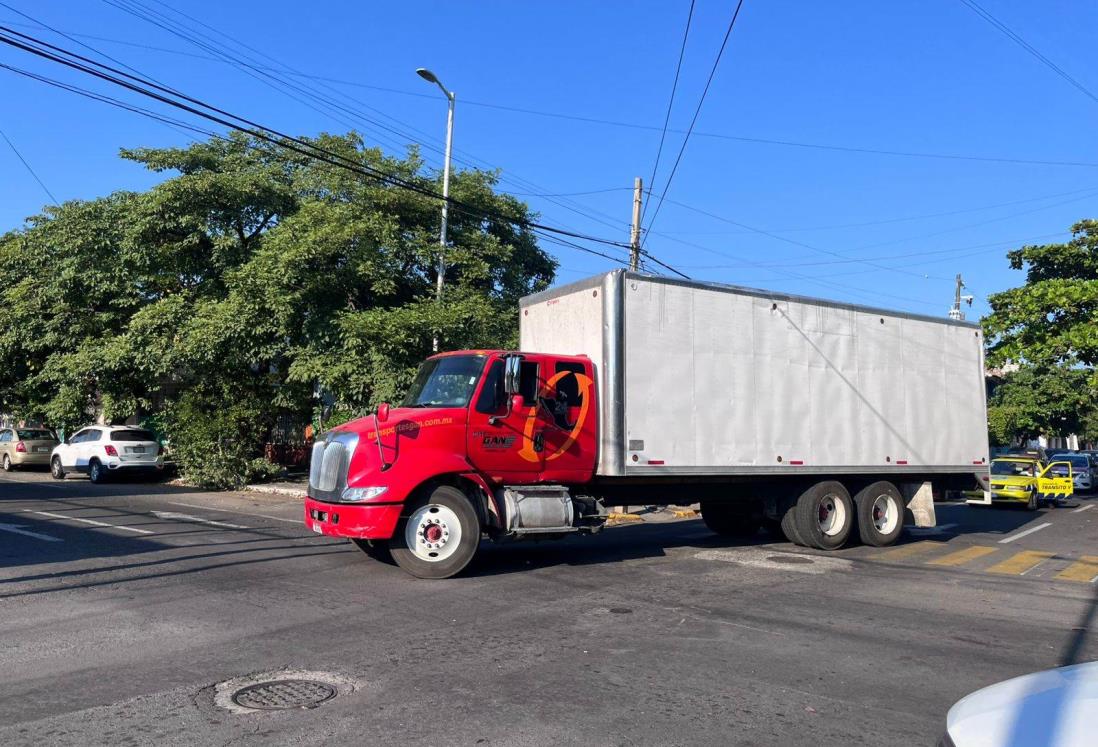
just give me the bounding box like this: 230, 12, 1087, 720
416, 68, 439, 84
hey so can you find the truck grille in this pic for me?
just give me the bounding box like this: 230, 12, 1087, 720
308, 432, 359, 502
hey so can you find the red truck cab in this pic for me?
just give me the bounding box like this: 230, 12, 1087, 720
304, 350, 599, 578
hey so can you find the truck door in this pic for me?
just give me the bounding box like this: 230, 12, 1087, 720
537, 358, 598, 481
466, 356, 544, 481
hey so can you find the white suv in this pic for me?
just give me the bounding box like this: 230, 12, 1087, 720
51, 426, 165, 483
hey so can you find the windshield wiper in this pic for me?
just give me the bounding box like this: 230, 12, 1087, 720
406, 402, 444, 408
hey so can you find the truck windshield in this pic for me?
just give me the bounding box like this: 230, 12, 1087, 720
402, 355, 486, 408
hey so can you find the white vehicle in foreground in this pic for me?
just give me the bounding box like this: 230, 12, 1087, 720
51, 425, 165, 483
942, 661, 1098, 746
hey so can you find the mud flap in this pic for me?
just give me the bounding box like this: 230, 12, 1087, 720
901, 481, 937, 528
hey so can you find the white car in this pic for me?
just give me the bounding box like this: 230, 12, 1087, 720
51, 425, 165, 483
942, 661, 1098, 746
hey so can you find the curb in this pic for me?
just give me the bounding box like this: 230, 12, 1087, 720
244, 484, 307, 498
669, 508, 698, 518
606, 512, 643, 522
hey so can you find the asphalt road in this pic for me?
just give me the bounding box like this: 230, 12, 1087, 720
1, 470, 1095, 746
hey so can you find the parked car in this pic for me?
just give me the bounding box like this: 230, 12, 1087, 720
51, 425, 165, 483
941, 661, 1098, 746
1061, 453, 1094, 493
0, 427, 59, 471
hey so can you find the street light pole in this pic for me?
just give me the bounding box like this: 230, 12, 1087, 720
417, 67, 455, 352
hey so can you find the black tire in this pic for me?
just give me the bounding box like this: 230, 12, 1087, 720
1026, 488, 1038, 511
700, 501, 761, 537
88, 459, 107, 484
853, 481, 904, 547
351, 538, 394, 564
389, 485, 480, 579
778, 497, 806, 546
793, 481, 854, 550
51, 456, 66, 480
2, 453, 11, 472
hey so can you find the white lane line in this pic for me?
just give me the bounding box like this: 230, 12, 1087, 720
998, 522, 1052, 544
1073, 504, 1094, 514
26, 510, 154, 535
151, 511, 249, 529
167, 501, 299, 525
0, 522, 63, 542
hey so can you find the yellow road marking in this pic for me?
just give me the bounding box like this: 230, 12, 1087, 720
987, 550, 1054, 576
1056, 556, 1098, 583
927, 545, 997, 567
877, 541, 944, 561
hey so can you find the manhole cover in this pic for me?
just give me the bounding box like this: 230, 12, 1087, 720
766, 554, 812, 565
230, 679, 337, 710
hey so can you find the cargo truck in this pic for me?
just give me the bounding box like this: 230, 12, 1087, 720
305, 271, 990, 578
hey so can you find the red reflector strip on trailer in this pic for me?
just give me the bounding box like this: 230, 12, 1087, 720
895, 460, 908, 465
647, 459, 665, 465
789, 460, 804, 465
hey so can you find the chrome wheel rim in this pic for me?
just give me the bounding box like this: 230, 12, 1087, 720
871, 494, 898, 534
405, 504, 462, 562
817, 493, 848, 537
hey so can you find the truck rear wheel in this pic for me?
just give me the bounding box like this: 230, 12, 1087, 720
700, 501, 761, 537
792, 481, 854, 550
389, 485, 480, 579
853, 481, 904, 546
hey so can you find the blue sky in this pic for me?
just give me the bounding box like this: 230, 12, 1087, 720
1, 1, 1096, 318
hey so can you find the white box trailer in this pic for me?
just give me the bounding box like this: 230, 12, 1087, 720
520, 271, 989, 546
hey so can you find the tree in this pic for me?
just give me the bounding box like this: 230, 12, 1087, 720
986, 366, 1093, 446
983, 220, 1098, 370
982, 220, 1097, 445
0, 131, 557, 486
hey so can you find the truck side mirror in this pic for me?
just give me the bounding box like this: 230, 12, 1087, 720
377, 402, 390, 423
504, 355, 522, 395
510, 394, 525, 411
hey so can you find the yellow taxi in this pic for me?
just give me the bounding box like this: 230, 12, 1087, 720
966, 456, 1074, 510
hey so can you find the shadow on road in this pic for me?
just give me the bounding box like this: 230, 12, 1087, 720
1059, 582, 1098, 667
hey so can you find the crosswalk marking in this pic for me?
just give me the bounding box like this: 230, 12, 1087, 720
877, 541, 945, 561
987, 550, 1054, 576
27, 510, 154, 535
1056, 556, 1098, 583
927, 545, 997, 567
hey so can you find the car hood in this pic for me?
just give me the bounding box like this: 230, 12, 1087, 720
946, 661, 1098, 747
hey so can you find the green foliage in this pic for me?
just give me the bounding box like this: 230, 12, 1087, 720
0, 131, 556, 485
986, 366, 1094, 445
983, 220, 1098, 369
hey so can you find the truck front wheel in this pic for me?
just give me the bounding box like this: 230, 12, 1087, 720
700, 501, 761, 537
792, 481, 854, 550
389, 485, 480, 579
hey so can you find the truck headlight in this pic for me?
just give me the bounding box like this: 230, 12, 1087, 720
340, 486, 388, 502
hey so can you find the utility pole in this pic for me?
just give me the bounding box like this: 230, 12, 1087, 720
629, 177, 643, 271
949, 273, 972, 321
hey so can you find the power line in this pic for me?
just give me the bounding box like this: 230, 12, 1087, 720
0, 125, 57, 203
644, 0, 695, 226
644, 0, 748, 238
0, 25, 632, 252
959, 0, 1098, 107
98, 0, 633, 241
10, 18, 1098, 170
